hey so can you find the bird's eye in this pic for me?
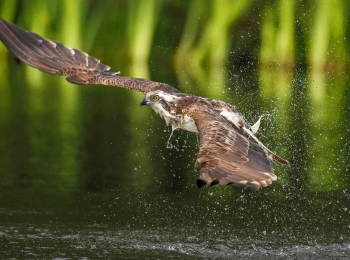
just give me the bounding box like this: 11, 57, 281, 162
153, 95, 160, 101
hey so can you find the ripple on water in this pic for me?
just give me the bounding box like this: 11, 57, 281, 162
0, 224, 349, 259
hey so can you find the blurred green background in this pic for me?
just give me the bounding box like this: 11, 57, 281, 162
0, 0, 350, 258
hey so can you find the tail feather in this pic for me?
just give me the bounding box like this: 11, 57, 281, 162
243, 126, 290, 166
272, 153, 290, 166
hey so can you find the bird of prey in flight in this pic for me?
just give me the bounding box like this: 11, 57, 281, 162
0, 17, 289, 191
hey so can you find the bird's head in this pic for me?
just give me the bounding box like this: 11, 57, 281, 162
140, 90, 178, 108
140, 91, 179, 120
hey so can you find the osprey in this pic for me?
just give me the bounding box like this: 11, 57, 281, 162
0, 18, 289, 191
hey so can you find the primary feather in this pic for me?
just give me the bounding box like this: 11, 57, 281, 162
0, 17, 289, 191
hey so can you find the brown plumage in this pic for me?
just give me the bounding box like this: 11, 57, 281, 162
193, 112, 276, 190
0, 17, 290, 191
0, 17, 178, 94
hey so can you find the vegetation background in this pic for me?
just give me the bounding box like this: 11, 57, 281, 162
0, 1, 349, 257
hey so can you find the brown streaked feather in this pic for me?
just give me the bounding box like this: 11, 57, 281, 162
0, 17, 179, 94
192, 111, 277, 191
0, 17, 290, 191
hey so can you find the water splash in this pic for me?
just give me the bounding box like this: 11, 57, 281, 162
166, 126, 178, 149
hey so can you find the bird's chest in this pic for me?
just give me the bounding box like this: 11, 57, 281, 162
152, 103, 198, 133
168, 112, 198, 133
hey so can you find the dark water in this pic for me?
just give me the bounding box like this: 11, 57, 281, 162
1, 63, 350, 259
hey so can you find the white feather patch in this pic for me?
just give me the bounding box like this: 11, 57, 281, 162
220, 108, 243, 129
151, 103, 175, 125
181, 115, 198, 133
157, 92, 180, 102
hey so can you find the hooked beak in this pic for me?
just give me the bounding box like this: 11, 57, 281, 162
140, 97, 149, 107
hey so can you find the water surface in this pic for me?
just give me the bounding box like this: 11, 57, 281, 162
1, 4, 350, 255
1, 66, 350, 258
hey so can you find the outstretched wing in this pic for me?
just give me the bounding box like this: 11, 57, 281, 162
0, 17, 179, 94
193, 111, 277, 191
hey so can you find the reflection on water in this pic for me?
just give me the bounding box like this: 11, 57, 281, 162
1, 61, 350, 258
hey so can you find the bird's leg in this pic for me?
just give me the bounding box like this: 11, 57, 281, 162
166, 125, 178, 148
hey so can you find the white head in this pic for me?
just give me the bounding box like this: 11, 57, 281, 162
140, 90, 179, 123
140, 90, 178, 106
